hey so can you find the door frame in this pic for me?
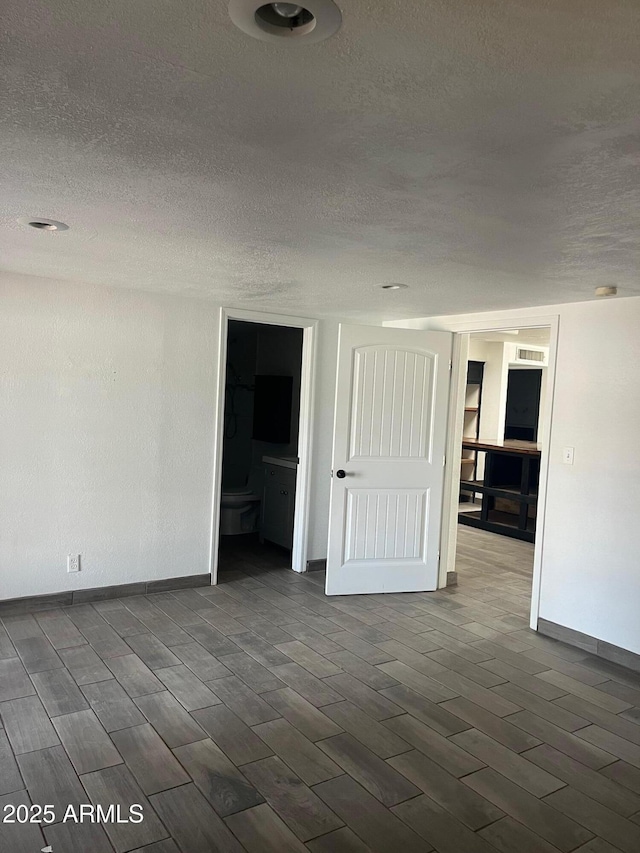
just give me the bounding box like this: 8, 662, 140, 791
437, 313, 560, 630
209, 307, 318, 584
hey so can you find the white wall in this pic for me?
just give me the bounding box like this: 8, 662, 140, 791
0, 278, 217, 599
390, 297, 640, 656
538, 298, 640, 654
468, 339, 509, 441
0, 278, 338, 600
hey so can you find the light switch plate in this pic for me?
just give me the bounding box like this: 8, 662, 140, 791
563, 446, 574, 465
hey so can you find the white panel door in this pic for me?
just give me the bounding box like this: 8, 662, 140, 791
326, 324, 452, 595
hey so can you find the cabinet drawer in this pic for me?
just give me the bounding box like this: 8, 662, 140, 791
264, 466, 297, 487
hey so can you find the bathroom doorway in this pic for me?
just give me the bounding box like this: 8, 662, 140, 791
210, 309, 317, 581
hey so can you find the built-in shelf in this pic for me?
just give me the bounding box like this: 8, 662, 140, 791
459, 361, 484, 504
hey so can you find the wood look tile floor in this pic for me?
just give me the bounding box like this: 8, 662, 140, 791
2, 527, 640, 852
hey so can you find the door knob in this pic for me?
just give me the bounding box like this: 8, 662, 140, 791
336, 469, 346, 479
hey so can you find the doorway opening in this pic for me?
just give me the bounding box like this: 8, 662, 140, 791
210, 310, 317, 583
449, 325, 552, 626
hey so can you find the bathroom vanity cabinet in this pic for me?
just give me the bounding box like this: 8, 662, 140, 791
260, 458, 297, 550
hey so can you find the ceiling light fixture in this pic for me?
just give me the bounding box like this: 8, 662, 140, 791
29, 221, 58, 231
18, 217, 69, 232
380, 283, 409, 291
272, 3, 303, 16
595, 285, 617, 297
229, 0, 341, 43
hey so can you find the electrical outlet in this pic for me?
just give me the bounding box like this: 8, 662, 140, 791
67, 554, 81, 573
563, 446, 575, 465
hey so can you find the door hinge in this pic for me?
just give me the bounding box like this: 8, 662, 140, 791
443, 455, 446, 467
448, 359, 452, 371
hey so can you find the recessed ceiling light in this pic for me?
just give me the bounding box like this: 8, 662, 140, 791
380, 283, 409, 291
29, 221, 58, 231
595, 285, 617, 297
18, 217, 69, 232
228, 0, 341, 43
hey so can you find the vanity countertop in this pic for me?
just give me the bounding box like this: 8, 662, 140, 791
262, 455, 299, 470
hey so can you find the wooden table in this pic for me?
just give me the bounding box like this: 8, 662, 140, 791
459, 438, 541, 542
461, 437, 542, 455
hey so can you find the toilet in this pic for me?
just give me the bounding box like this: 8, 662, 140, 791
220, 485, 261, 535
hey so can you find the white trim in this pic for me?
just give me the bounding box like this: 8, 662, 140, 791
435, 313, 560, 631
209, 307, 318, 584
439, 332, 469, 589
529, 319, 559, 630
209, 308, 228, 585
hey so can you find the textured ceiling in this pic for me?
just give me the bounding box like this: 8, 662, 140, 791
1, 0, 639, 320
